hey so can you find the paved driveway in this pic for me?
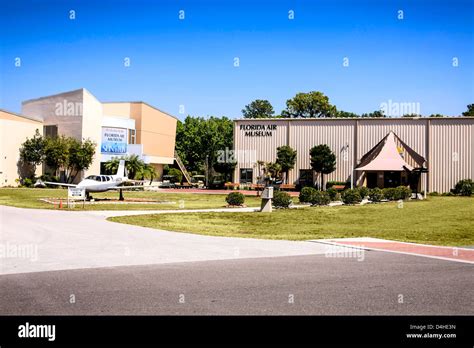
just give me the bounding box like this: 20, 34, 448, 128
0, 205, 340, 275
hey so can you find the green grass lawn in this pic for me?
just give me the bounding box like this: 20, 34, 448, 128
109, 197, 474, 246
0, 188, 262, 210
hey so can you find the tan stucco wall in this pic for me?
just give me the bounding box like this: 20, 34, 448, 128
102, 103, 132, 119
81, 90, 103, 179
103, 102, 177, 163
0, 111, 43, 186
22, 89, 84, 140
139, 103, 177, 159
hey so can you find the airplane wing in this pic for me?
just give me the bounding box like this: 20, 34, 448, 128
107, 186, 145, 191
42, 181, 78, 188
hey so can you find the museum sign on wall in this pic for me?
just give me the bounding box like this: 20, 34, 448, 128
101, 127, 127, 154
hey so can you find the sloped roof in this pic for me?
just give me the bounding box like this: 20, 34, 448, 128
356, 131, 423, 172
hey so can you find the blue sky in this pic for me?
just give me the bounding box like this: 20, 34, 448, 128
0, 0, 473, 119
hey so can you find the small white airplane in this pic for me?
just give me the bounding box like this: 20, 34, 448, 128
38, 160, 142, 200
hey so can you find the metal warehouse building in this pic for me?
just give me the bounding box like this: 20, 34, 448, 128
233, 117, 474, 193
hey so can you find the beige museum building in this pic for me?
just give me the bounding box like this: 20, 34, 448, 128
233, 117, 474, 193
0, 88, 177, 186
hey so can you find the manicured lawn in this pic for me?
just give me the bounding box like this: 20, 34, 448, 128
0, 188, 262, 210
109, 197, 474, 246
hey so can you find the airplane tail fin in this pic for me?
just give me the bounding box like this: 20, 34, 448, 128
117, 160, 126, 178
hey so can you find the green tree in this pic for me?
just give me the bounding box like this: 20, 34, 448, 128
263, 162, 282, 181
276, 145, 297, 183
103, 155, 146, 180
462, 104, 474, 116
310, 144, 336, 190
429, 114, 445, 118
66, 138, 96, 183
43, 135, 70, 175
282, 91, 337, 118
361, 110, 385, 118
19, 129, 45, 173
401, 114, 422, 118
175, 116, 234, 180
137, 163, 157, 184
242, 99, 275, 119
337, 111, 360, 118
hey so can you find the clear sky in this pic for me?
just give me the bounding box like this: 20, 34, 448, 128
0, 0, 473, 119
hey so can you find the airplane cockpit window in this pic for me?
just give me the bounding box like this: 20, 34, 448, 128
86, 175, 99, 181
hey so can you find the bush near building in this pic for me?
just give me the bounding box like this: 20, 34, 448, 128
368, 187, 384, 202
310, 191, 331, 206
394, 186, 412, 200
453, 179, 474, 196
357, 186, 369, 199
382, 187, 396, 201
299, 187, 316, 203
225, 192, 245, 206
341, 188, 362, 205
273, 191, 292, 208
326, 187, 338, 201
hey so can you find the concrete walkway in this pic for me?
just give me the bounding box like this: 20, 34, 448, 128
87, 206, 259, 218
0, 205, 347, 275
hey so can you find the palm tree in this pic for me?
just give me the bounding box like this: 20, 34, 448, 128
103, 157, 120, 174
103, 155, 146, 179
125, 154, 144, 179
137, 163, 157, 184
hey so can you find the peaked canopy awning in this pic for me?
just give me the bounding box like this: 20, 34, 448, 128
356, 132, 420, 172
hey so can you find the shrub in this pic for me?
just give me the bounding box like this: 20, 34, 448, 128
382, 188, 396, 201
326, 187, 338, 201
341, 189, 362, 205
225, 192, 245, 206
357, 186, 369, 199
454, 179, 474, 196
299, 187, 316, 204
441, 192, 455, 197
310, 191, 331, 206
273, 191, 292, 208
22, 178, 34, 188
167, 168, 183, 183
368, 187, 384, 202
394, 186, 412, 200
428, 192, 439, 196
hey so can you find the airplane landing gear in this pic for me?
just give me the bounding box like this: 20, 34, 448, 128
86, 192, 92, 201
119, 189, 124, 201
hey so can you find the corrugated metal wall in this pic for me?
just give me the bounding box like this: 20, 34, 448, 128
289, 120, 354, 184
234, 118, 474, 192
429, 118, 474, 193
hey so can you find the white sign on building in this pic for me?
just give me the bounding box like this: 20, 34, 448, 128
101, 127, 128, 154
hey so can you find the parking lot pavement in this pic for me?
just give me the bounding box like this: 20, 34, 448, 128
1, 252, 472, 315
0, 205, 345, 275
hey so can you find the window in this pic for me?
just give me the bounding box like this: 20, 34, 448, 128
298, 169, 313, 188
239, 168, 253, 184
129, 129, 136, 144
44, 125, 58, 138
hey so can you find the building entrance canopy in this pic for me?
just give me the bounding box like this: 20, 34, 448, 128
356, 131, 424, 172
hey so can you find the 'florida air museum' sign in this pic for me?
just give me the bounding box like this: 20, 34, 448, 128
101, 127, 127, 154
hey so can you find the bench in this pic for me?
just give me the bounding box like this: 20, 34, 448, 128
279, 184, 296, 191
224, 182, 240, 189
331, 185, 346, 191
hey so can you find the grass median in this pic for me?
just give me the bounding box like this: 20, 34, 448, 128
109, 197, 474, 246
0, 188, 262, 210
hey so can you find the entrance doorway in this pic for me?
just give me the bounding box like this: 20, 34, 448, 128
366, 172, 378, 188
384, 171, 401, 188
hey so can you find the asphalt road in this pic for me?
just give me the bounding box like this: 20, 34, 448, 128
1, 251, 472, 315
